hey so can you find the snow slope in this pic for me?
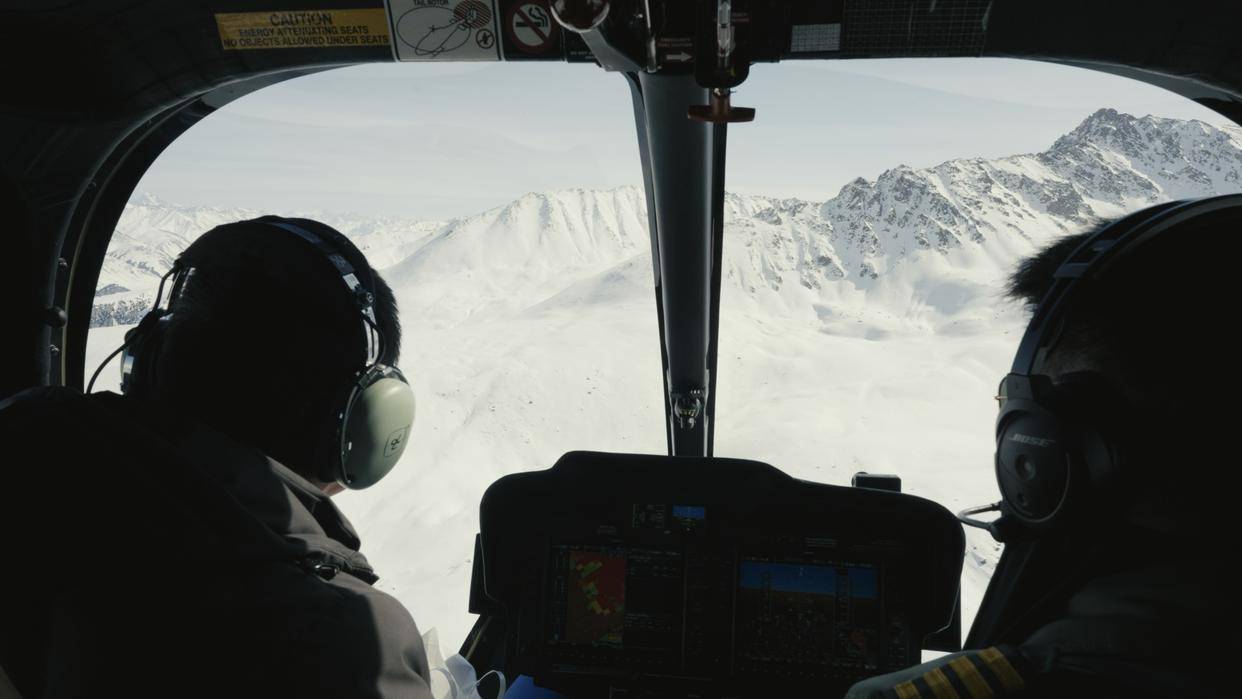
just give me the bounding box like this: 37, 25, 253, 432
86, 109, 1242, 652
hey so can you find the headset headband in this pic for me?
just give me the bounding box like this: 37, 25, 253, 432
258, 220, 385, 366
1010, 194, 1242, 376
262, 221, 376, 316
175, 218, 386, 368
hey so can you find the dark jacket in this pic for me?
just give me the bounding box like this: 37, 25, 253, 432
846, 538, 1230, 699
0, 387, 434, 698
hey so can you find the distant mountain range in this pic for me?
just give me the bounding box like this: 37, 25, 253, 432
95, 108, 1242, 328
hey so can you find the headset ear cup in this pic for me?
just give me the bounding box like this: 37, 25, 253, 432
996, 410, 1074, 528
121, 310, 169, 398
996, 373, 1095, 530
336, 366, 415, 490
995, 372, 1133, 531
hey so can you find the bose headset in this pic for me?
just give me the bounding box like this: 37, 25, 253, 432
959, 194, 1242, 540
88, 218, 416, 490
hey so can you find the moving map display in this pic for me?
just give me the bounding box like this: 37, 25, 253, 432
564, 550, 626, 646
548, 544, 685, 668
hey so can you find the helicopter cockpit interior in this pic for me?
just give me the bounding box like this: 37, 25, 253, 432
2, 1, 1239, 698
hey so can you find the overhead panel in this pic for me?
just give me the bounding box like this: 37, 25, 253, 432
207, 1, 993, 69
382, 0, 594, 61
783, 0, 989, 60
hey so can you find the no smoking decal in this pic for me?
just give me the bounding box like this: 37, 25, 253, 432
504, 0, 559, 55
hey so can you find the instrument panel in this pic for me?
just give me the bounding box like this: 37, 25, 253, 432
469, 452, 964, 698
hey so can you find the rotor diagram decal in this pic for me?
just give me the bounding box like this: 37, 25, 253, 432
390, 0, 500, 61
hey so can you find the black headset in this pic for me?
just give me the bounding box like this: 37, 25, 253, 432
90, 218, 416, 490
962, 194, 1242, 539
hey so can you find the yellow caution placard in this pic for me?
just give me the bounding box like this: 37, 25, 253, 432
215, 9, 390, 50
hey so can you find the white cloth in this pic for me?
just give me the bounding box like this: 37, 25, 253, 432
423, 628, 507, 699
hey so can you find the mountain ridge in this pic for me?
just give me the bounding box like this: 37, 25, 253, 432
94, 108, 1242, 327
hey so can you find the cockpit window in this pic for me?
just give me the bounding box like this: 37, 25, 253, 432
85, 58, 1242, 652
715, 59, 1242, 633
86, 63, 660, 651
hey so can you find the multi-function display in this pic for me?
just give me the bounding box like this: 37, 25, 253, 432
543, 504, 915, 684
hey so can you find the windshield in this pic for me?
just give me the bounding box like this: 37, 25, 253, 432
718, 58, 1242, 628
86, 62, 661, 652
85, 57, 1241, 655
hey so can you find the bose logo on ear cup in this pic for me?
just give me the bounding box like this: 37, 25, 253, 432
1010, 434, 1056, 448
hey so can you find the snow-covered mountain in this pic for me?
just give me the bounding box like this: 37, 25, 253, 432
93, 196, 445, 325
87, 109, 1242, 651
97, 108, 1242, 328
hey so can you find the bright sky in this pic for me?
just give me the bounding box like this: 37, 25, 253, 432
136, 58, 1231, 220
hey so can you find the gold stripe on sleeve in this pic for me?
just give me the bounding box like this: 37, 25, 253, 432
947, 655, 995, 698
923, 667, 961, 699
893, 680, 923, 699
979, 647, 1026, 692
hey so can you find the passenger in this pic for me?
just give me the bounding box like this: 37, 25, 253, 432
846, 201, 1234, 699
0, 216, 432, 697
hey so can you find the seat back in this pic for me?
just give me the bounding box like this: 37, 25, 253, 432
0, 660, 24, 699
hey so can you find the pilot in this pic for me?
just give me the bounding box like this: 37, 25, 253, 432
846, 198, 1234, 699
0, 216, 432, 697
